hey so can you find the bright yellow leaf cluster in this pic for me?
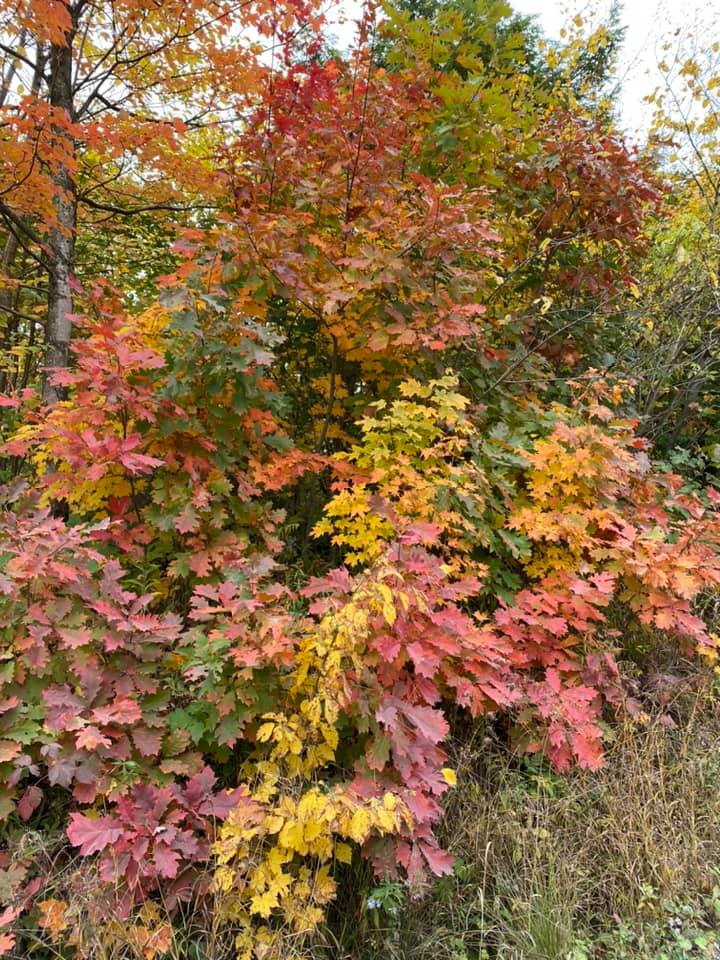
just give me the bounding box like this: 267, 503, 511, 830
213, 574, 412, 958
313, 375, 488, 574
509, 417, 641, 577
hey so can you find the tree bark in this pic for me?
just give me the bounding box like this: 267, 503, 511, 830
0, 232, 19, 322
0, 232, 21, 393
43, 11, 77, 404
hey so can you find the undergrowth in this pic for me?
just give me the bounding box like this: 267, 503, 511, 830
6, 657, 720, 959
334, 654, 720, 960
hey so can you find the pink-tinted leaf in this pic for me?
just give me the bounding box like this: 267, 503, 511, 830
67, 812, 124, 856
91, 698, 142, 726
18, 786, 42, 821
57, 627, 92, 649
199, 787, 246, 820
420, 840, 454, 876
153, 844, 181, 879
0, 741, 20, 763
0, 933, 15, 955
131, 727, 163, 757
76, 727, 113, 751
175, 504, 199, 534
0, 907, 19, 927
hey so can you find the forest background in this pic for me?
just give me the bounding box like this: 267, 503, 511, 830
1, 0, 720, 958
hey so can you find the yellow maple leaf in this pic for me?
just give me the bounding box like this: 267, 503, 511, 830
37, 899, 69, 942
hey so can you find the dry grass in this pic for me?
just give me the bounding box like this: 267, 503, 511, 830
356, 668, 720, 960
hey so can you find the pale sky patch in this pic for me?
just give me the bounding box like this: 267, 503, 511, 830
328, 0, 720, 142
511, 0, 720, 138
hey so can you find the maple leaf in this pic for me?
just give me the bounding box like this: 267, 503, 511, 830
175, 504, 199, 535
67, 812, 124, 855
571, 732, 605, 771
91, 698, 142, 726
132, 727, 164, 757
153, 844, 181, 879
37, 899, 69, 941
400, 703, 449, 745
0, 933, 15, 956
57, 627, 92, 649
374, 633, 402, 661
18, 786, 43, 822
398, 522, 442, 545
0, 742, 20, 763
0, 908, 19, 928
654, 609, 676, 630
76, 726, 113, 750
365, 735, 391, 771
419, 840, 454, 877
199, 788, 248, 820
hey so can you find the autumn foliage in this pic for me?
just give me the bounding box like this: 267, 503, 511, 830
0, 0, 717, 957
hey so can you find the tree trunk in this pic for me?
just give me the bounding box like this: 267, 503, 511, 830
0, 231, 19, 321
43, 14, 76, 404
0, 232, 21, 394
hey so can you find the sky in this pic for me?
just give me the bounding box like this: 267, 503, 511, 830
511, 0, 720, 137
328, 0, 720, 141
